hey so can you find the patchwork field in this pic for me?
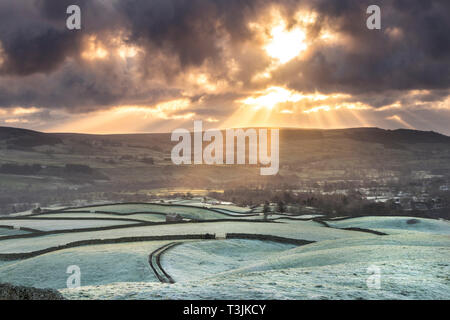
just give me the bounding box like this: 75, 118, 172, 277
0, 219, 138, 232
0, 226, 31, 236
0, 201, 448, 300
0, 241, 173, 289
60, 203, 257, 220
326, 217, 450, 235
35, 212, 167, 223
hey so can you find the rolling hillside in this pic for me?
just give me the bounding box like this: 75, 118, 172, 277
1, 126, 450, 214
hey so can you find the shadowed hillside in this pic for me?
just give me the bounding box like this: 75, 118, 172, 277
1, 126, 450, 215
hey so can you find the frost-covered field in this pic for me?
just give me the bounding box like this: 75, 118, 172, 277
0, 202, 448, 300
0, 219, 137, 232
60, 259, 449, 300
163, 240, 297, 282
0, 241, 173, 289
36, 212, 167, 222
0, 220, 360, 254
327, 216, 450, 235
62, 203, 238, 220
0, 227, 30, 236
61, 233, 449, 300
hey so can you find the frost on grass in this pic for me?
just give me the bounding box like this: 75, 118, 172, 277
162, 239, 296, 282
0, 241, 173, 289
0, 220, 358, 254
0, 227, 31, 236
1, 209, 448, 300
327, 216, 450, 235
0, 219, 137, 232
60, 234, 450, 300
36, 212, 167, 222
60, 259, 449, 300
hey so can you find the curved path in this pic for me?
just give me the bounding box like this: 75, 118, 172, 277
146, 234, 317, 284
148, 242, 181, 284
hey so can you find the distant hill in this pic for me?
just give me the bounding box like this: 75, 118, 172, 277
342, 128, 450, 145
1, 125, 449, 148
1, 125, 450, 215
0, 126, 62, 149
281, 127, 450, 144
1, 125, 450, 188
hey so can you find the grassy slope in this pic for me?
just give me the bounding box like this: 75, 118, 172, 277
326, 216, 450, 235
0, 241, 175, 289
0, 220, 360, 254
0, 219, 137, 232
1, 127, 450, 195
59, 229, 449, 300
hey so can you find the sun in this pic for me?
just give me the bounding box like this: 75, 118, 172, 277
265, 23, 307, 63
239, 86, 303, 110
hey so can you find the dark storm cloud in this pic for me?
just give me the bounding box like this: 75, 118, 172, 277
0, 60, 182, 112
272, 0, 450, 94
0, 0, 449, 114
1, 28, 81, 76
117, 0, 279, 68
37, 0, 88, 21
0, 1, 84, 76
0, 0, 121, 76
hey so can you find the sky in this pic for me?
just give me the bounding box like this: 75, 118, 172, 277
0, 0, 449, 134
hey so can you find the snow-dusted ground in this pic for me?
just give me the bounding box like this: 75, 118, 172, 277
326, 216, 450, 235
64, 203, 226, 219
163, 240, 296, 282
63, 203, 257, 219
0, 219, 137, 232
209, 205, 252, 213
0, 227, 31, 236
163, 200, 253, 213
36, 212, 167, 222
0, 220, 361, 254
216, 237, 449, 276
60, 257, 449, 300
0, 207, 448, 300
0, 241, 173, 289
60, 233, 449, 300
